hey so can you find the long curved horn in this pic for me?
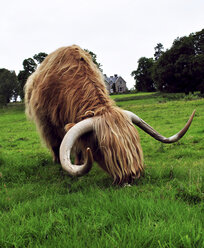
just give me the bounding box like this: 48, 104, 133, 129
124, 110, 196, 143
60, 118, 94, 176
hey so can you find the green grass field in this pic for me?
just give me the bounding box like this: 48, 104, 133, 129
0, 93, 203, 248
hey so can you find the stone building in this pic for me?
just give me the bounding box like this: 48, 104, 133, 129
104, 74, 127, 94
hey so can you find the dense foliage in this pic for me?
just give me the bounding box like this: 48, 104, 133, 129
0, 69, 19, 105
131, 57, 155, 92
153, 29, 204, 94
132, 29, 204, 94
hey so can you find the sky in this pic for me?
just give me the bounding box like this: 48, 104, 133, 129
0, 0, 203, 89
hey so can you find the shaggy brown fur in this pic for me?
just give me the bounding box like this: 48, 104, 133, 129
25, 45, 143, 184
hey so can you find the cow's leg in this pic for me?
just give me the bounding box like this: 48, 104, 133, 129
51, 145, 61, 164
35, 115, 63, 163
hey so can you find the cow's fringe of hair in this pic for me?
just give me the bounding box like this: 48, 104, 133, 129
93, 107, 144, 184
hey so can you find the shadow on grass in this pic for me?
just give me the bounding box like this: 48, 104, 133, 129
114, 93, 160, 102
114, 92, 203, 103
175, 189, 202, 205
0, 102, 25, 113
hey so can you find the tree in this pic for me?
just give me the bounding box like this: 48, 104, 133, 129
192, 29, 204, 93
152, 29, 204, 94
84, 49, 103, 72
112, 83, 116, 93
131, 57, 155, 92
154, 43, 164, 61
22, 58, 37, 73
0, 69, 18, 105
18, 53, 48, 100
18, 58, 36, 100
33, 52, 48, 64
17, 69, 31, 100
192, 54, 204, 94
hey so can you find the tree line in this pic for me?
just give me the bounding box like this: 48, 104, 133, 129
1, 29, 203, 105
0, 53, 48, 105
131, 29, 204, 94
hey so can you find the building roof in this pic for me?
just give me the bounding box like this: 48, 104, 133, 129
104, 74, 126, 86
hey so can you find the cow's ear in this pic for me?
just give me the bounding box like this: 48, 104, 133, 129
64, 123, 75, 132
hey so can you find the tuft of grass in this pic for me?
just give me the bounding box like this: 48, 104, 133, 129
0, 94, 203, 248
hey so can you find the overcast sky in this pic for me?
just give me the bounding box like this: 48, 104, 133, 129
0, 0, 203, 88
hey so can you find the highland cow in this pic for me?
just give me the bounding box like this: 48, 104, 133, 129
24, 45, 195, 184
